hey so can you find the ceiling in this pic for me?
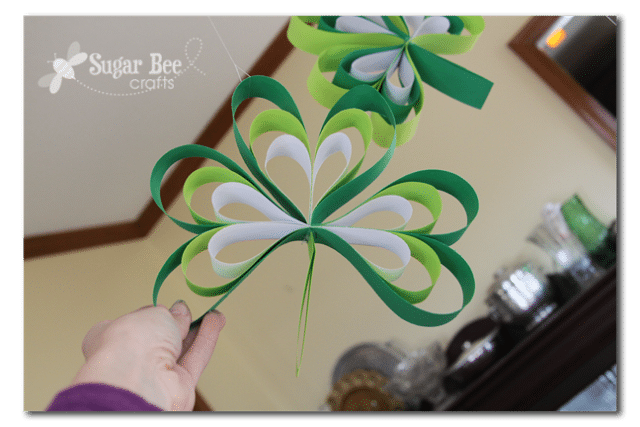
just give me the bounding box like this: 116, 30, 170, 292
24, 16, 289, 237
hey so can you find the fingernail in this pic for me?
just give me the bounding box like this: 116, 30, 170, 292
170, 300, 188, 315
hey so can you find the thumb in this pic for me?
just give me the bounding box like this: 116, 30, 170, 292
178, 310, 225, 382
81, 319, 112, 359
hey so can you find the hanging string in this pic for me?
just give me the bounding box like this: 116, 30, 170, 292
207, 16, 251, 82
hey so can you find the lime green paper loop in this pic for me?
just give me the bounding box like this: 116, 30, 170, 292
356, 231, 442, 303
382, 170, 479, 245
387, 232, 441, 303
249, 109, 310, 152
181, 227, 245, 295
183, 227, 313, 326
183, 167, 255, 225
370, 110, 421, 148
307, 44, 362, 109
371, 182, 443, 234
316, 108, 372, 201
317, 108, 372, 149
287, 16, 400, 55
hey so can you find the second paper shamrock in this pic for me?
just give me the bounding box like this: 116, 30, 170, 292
287, 16, 494, 147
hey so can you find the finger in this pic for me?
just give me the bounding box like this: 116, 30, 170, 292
134, 304, 159, 312
81, 319, 112, 359
179, 310, 225, 381
169, 300, 192, 341
177, 314, 212, 362
179, 324, 200, 362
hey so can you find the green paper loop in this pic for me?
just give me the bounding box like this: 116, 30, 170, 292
407, 43, 493, 109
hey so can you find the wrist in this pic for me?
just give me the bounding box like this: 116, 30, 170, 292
72, 347, 167, 409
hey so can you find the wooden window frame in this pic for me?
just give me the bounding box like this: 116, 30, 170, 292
509, 16, 617, 150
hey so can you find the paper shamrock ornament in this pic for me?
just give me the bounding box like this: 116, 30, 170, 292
151, 76, 477, 373
287, 16, 494, 147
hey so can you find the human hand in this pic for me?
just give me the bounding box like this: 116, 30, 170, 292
71, 301, 225, 411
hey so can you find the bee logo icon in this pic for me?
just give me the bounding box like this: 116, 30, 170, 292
38, 42, 88, 94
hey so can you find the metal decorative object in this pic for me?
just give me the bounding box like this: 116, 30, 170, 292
327, 369, 405, 411
486, 261, 557, 331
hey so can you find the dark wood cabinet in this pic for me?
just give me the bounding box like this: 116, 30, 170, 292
439, 266, 616, 411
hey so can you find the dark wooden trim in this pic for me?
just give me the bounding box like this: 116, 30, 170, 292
23, 222, 146, 259
24, 23, 294, 259
193, 388, 214, 411
441, 266, 616, 411
509, 16, 617, 150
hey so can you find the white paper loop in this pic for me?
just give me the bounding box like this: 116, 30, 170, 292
312, 132, 352, 201
327, 226, 411, 281
212, 182, 303, 224
382, 53, 415, 105
349, 48, 402, 83
410, 16, 450, 38
265, 134, 312, 185
362, 16, 388, 28
335, 16, 394, 35
208, 221, 306, 278
326, 195, 413, 230
343, 16, 451, 105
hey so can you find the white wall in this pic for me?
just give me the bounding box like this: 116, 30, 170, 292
24, 16, 616, 411
24, 16, 289, 236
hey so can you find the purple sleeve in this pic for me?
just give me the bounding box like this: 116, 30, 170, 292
46, 383, 163, 412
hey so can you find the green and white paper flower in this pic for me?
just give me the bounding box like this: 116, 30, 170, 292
287, 16, 494, 147
151, 76, 478, 372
